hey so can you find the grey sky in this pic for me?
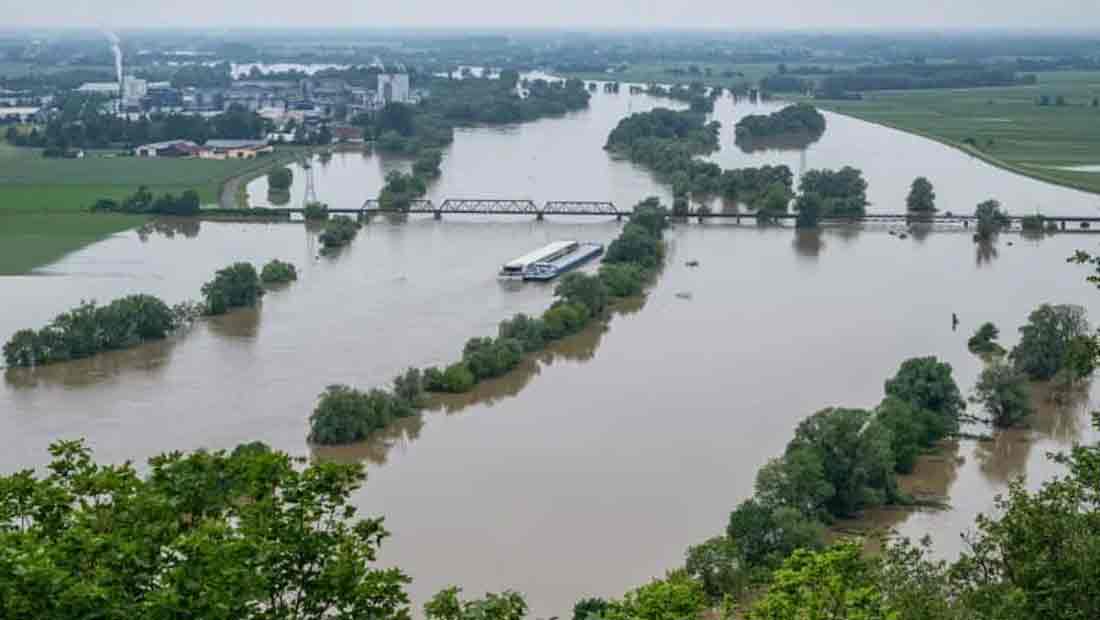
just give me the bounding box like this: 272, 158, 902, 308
5, 0, 1100, 30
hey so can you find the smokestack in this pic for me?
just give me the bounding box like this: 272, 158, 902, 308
104, 31, 123, 113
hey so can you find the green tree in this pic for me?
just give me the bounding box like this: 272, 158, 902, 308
748, 543, 894, 620
794, 192, 823, 229
906, 177, 936, 213
260, 259, 298, 285
968, 322, 1003, 355
974, 199, 1008, 241
950, 417, 1100, 619
0, 441, 411, 620
727, 499, 825, 569
555, 272, 610, 316
753, 447, 835, 518
267, 166, 293, 191
685, 536, 748, 601
308, 384, 417, 445
974, 361, 1033, 428
201, 262, 265, 315
425, 588, 527, 620
605, 571, 707, 620
883, 356, 966, 439
788, 408, 898, 517
1011, 304, 1089, 381
599, 263, 647, 298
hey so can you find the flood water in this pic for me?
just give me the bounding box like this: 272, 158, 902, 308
4, 85, 1100, 616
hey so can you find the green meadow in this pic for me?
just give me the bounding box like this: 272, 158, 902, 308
814, 71, 1100, 194
0, 144, 301, 274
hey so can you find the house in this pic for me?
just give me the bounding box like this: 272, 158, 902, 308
134, 140, 205, 158
200, 139, 274, 160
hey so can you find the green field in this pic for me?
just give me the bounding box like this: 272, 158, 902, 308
813, 71, 1100, 194
0, 145, 303, 275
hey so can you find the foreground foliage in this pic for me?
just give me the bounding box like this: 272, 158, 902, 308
0, 441, 412, 620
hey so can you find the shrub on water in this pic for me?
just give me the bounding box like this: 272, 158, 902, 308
319, 216, 361, 249
260, 259, 298, 285
201, 263, 264, 316
308, 384, 417, 445
302, 202, 330, 221
2, 294, 178, 368
498, 313, 548, 352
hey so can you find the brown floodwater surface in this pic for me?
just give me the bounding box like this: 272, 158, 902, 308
3, 85, 1100, 617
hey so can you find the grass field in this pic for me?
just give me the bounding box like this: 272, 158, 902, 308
0, 145, 306, 274
813, 71, 1100, 194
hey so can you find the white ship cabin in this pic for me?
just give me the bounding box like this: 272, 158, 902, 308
499, 241, 579, 278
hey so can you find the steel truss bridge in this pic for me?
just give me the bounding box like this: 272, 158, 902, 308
277, 198, 1100, 230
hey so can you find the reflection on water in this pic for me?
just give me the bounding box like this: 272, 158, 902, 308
205, 306, 263, 341
734, 131, 823, 154
4, 336, 181, 391
138, 217, 201, 242
313, 415, 427, 467
793, 229, 824, 259
976, 240, 1000, 267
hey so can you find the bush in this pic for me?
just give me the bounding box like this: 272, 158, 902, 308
267, 166, 293, 191
498, 313, 548, 352
201, 262, 264, 316
308, 384, 417, 445
303, 202, 330, 221
975, 361, 1033, 428
260, 259, 297, 285
319, 216, 362, 249
424, 363, 477, 394
605, 570, 707, 620
542, 302, 591, 340
599, 263, 647, 298
555, 272, 609, 316
462, 337, 524, 381
3, 295, 177, 367
1011, 304, 1089, 380
883, 356, 966, 440
91, 186, 201, 216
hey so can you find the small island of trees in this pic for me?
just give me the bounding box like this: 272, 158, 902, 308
734, 103, 826, 142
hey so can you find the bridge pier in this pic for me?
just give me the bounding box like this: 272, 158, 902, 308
616, 214, 623, 221
433, 211, 442, 220
964, 220, 969, 229
1061, 221, 1066, 230
536, 213, 544, 221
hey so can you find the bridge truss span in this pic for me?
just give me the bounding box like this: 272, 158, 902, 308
542, 201, 621, 216
438, 199, 539, 215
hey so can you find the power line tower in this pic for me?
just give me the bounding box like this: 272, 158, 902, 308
301, 155, 318, 207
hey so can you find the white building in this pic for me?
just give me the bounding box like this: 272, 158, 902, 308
377, 73, 410, 104
122, 76, 148, 104
77, 82, 120, 95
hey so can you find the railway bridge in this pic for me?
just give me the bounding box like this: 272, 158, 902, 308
278, 198, 1100, 231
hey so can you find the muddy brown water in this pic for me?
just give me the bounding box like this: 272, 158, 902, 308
3, 86, 1100, 617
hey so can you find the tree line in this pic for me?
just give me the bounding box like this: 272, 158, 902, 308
605, 107, 868, 221
734, 104, 826, 140
91, 186, 201, 216
308, 199, 670, 445
4, 260, 294, 367
6, 95, 270, 151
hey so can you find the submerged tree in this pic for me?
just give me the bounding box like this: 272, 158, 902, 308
906, 176, 937, 213
974, 199, 1009, 241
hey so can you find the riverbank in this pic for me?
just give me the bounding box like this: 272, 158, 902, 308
811, 71, 1100, 197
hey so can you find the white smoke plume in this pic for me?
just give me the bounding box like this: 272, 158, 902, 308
104, 31, 122, 86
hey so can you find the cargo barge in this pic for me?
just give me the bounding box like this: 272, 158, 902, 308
523, 242, 604, 281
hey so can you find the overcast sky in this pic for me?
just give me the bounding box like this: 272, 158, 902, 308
4, 0, 1099, 30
